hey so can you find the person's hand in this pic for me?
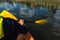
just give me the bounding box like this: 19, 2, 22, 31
18, 19, 24, 25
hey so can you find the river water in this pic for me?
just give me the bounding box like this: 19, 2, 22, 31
0, 2, 60, 40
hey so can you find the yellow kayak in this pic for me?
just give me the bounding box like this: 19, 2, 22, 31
0, 10, 18, 21
35, 19, 48, 24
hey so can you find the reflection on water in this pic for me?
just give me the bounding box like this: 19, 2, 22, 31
0, 2, 60, 40
55, 9, 60, 22
0, 2, 51, 21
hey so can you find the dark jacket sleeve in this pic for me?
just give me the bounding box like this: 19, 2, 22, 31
14, 21, 28, 34
4, 18, 28, 34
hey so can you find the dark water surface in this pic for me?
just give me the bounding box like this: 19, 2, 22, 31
0, 2, 60, 40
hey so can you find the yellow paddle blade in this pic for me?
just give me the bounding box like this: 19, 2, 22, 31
35, 19, 48, 24
0, 17, 4, 39
0, 10, 18, 20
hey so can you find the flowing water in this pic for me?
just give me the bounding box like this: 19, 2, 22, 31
0, 2, 60, 40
